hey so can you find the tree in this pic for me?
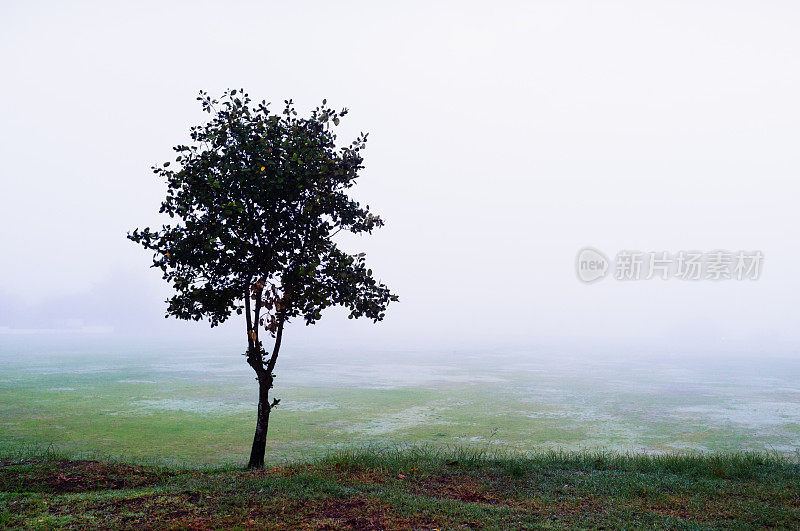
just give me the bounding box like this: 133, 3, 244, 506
129, 89, 397, 468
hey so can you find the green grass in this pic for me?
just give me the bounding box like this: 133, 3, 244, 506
3, 345, 800, 526
2, 446, 799, 529
4, 349, 800, 466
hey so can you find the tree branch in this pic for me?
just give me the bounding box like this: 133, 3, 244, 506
265, 312, 285, 377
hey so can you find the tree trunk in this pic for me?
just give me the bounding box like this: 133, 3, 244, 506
246, 308, 284, 469
247, 376, 271, 469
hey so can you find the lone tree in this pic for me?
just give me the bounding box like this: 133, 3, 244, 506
129, 89, 397, 468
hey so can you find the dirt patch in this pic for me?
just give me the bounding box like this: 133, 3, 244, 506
416, 473, 507, 506
299, 496, 416, 530
47, 492, 216, 529
0, 458, 171, 493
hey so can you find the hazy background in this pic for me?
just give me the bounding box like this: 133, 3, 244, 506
1, 1, 798, 356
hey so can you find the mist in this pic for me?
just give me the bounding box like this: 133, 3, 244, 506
2, 1, 799, 357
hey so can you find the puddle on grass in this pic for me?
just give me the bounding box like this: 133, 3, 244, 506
278, 400, 339, 412
123, 398, 348, 416
348, 405, 453, 435
130, 398, 254, 415
671, 401, 800, 428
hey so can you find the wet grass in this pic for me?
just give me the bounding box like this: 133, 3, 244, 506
4, 358, 800, 466
2, 446, 799, 529
3, 345, 800, 526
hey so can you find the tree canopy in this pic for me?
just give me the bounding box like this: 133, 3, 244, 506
129, 89, 396, 337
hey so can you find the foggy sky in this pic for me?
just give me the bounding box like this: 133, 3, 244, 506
1, 1, 798, 355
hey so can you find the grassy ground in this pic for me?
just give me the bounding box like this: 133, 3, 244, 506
2, 447, 799, 529
4, 345, 800, 465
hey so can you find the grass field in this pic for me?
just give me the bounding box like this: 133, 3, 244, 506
2, 338, 799, 466
2, 339, 800, 527
2, 447, 799, 529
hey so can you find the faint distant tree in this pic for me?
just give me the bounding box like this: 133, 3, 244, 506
129, 89, 397, 468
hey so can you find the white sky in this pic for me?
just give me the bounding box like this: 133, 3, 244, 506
1, 1, 798, 355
